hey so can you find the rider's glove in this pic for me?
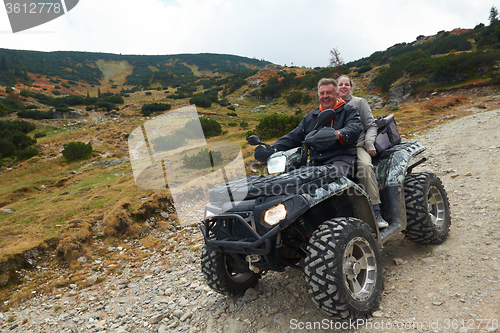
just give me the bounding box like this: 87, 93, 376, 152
304, 127, 338, 151
255, 145, 275, 162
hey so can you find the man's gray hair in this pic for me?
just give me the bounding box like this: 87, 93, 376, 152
317, 78, 338, 92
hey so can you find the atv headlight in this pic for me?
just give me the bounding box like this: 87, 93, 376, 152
267, 153, 287, 174
263, 204, 287, 225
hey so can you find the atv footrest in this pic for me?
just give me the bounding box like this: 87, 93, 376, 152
200, 214, 278, 255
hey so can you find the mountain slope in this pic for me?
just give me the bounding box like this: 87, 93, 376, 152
0, 49, 271, 87
345, 23, 500, 97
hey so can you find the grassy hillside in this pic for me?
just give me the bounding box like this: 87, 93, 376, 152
345, 22, 500, 94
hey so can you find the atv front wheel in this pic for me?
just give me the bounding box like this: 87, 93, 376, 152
201, 246, 259, 296
404, 172, 451, 244
304, 217, 383, 319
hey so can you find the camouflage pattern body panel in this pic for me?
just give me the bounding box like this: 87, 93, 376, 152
374, 141, 426, 188
300, 176, 366, 206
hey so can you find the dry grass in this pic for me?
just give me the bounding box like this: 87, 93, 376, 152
376, 95, 477, 136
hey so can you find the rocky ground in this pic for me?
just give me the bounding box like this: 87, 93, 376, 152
1, 106, 500, 332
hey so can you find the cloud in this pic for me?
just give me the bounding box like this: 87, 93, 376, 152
0, 0, 495, 68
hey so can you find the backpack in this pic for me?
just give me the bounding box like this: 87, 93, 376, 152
374, 114, 401, 154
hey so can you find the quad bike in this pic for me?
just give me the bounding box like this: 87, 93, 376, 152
199, 109, 451, 319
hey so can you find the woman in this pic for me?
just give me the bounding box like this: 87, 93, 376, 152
337, 75, 388, 228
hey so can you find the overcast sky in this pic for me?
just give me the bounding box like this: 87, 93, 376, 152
0, 0, 496, 68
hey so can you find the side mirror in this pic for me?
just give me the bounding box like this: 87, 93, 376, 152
247, 135, 264, 145
314, 108, 335, 130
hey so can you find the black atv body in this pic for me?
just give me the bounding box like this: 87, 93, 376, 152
200, 138, 451, 319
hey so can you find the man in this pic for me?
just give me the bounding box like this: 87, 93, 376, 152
255, 78, 362, 178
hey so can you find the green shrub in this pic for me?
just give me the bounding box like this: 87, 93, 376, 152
12, 132, 36, 150
20, 89, 30, 97
219, 99, 230, 106
17, 110, 54, 120
16, 147, 38, 160
357, 65, 373, 74
62, 142, 93, 161
287, 91, 303, 106
302, 93, 312, 104
227, 112, 237, 116
152, 134, 187, 151
227, 105, 236, 111
189, 95, 212, 108
255, 114, 302, 139
182, 148, 222, 169
95, 101, 115, 111
145, 91, 152, 96
52, 90, 61, 95
227, 122, 238, 126
199, 118, 222, 138
34, 132, 46, 138
240, 121, 249, 129
141, 102, 171, 116
0, 139, 16, 158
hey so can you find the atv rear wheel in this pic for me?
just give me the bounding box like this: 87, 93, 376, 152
404, 172, 451, 244
304, 217, 383, 319
201, 246, 259, 296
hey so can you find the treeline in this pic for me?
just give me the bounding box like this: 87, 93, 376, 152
372, 49, 500, 92
346, 30, 475, 69
0, 120, 38, 164
14, 91, 124, 118
0, 49, 103, 86
0, 48, 270, 88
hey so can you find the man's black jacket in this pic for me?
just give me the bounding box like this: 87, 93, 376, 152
272, 103, 362, 166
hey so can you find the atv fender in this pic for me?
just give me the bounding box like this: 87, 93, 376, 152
374, 141, 426, 187
298, 177, 379, 243
374, 141, 427, 244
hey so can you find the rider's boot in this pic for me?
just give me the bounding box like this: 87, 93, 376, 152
374, 209, 389, 229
